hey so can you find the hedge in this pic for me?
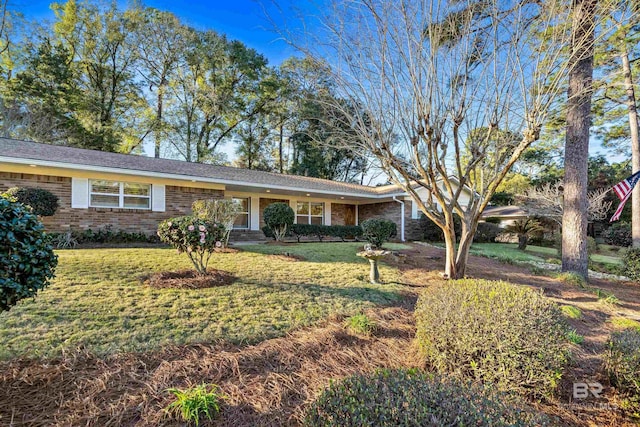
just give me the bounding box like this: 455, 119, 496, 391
262, 224, 363, 242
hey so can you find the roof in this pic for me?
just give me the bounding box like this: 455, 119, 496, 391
0, 138, 407, 198
482, 205, 527, 218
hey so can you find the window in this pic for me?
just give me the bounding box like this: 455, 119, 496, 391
89, 180, 151, 209
232, 198, 250, 229
296, 202, 323, 225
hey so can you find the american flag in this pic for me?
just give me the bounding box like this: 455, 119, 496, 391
610, 171, 640, 222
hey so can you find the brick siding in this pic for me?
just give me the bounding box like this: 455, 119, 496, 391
358, 200, 423, 241
0, 172, 223, 235
331, 203, 356, 226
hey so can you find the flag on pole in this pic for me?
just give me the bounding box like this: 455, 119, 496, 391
610, 171, 640, 222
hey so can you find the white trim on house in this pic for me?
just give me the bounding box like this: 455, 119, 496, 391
152, 184, 165, 212
71, 177, 89, 208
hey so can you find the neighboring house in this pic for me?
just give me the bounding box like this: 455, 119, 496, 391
0, 138, 475, 242
481, 205, 528, 227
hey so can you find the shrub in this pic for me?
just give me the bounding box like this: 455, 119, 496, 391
3, 187, 59, 217
263, 203, 294, 241
623, 248, 640, 282
505, 217, 544, 250
157, 216, 226, 275
165, 383, 224, 426
419, 214, 461, 242
0, 196, 58, 311
329, 225, 362, 242
192, 199, 242, 247
415, 279, 569, 398
305, 369, 550, 427
611, 317, 640, 333
49, 226, 160, 246
474, 222, 502, 243
290, 224, 363, 242
604, 222, 632, 247
484, 216, 502, 224
361, 218, 396, 248
604, 329, 640, 398
344, 313, 376, 335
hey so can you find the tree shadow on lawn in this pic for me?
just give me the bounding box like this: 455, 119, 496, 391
247, 280, 408, 308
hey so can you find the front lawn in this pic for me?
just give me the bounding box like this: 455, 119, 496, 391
0, 242, 408, 360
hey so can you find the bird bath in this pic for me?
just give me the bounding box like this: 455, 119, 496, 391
357, 248, 391, 284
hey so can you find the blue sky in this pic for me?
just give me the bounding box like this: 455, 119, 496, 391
13, 0, 301, 66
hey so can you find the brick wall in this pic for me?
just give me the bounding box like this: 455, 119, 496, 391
358, 200, 423, 241
331, 203, 356, 226
0, 172, 223, 235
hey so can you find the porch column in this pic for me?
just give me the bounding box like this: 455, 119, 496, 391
355, 205, 359, 225
250, 196, 260, 230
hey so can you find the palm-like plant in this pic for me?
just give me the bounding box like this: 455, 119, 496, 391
505, 218, 544, 250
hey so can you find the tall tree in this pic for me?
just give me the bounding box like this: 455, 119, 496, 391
129, 7, 187, 156
290, 0, 577, 278
562, 0, 598, 278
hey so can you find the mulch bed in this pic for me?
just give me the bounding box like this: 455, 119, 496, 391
0, 307, 416, 427
142, 269, 236, 289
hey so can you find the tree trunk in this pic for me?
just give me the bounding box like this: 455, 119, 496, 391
621, 48, 640, 247
562, 0, 596, 279
518, 234, 528, 250
443, 219, 458, 279
154, 82, 164, 159
279, 123, 284, 174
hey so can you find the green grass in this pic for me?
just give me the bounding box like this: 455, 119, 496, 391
568, 329, 584, 345
165, 383, 224, 426
0, 243, 408, 360
611, 317, 640, 332
344, 313, 377, 335
560, 305, 583, 319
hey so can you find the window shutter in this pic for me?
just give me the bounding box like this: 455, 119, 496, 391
71, 178, 89, 208
152, 184, 166, 212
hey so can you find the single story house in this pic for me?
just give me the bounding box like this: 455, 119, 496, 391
0, 138, 474, 242
480, 205, 528, 227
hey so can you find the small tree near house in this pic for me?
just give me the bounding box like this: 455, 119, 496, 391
157, 216, 226, 275
263, 203, 294, 242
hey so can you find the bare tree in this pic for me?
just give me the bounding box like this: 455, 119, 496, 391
520, 183, 612, 224
287, 0, 583, 278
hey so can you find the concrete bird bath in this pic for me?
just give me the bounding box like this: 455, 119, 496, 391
357, 247, 391, 284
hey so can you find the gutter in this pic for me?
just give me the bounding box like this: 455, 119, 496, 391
392, 196, 406, 242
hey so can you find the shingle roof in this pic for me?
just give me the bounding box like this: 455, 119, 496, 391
482, 205, 527, 217
0, 138, 402, 197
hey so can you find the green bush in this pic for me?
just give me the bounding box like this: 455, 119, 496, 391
474, 222, 502, 243
305, 369, 551, 427
419, 214, 461, 242
0, 196, 58, 311
605, 329, 640, 398
560, 305, 583, 319
484, 216, 502, 224
263, 203, 294, 241
415, 279, 569, 398
49, 225, 160, 246
604, 222, 632, 248
165, 383, 224, 426
3, 186, 59, 217
157, 216, 226, 275
290, 224, 363, 242
623, 248, 640, 282
361, 218, 396, 248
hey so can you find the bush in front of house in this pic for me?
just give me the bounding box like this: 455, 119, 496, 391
262, 224, 363, 242
0, 196, 58, 311
623, 248, 640, 282
360, 218, 396, 248
415, 279, 570, 398
604, 222, 632, 247
474, 222, 502, 243
419, 214, 461, 242
263, 203, 294, 241
604, 329, 640, 399
157, 216, 226, 275
304, 369, 551, 427
3, 186, 59, 217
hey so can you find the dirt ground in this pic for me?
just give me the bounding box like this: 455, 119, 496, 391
1, 243, 639, 426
